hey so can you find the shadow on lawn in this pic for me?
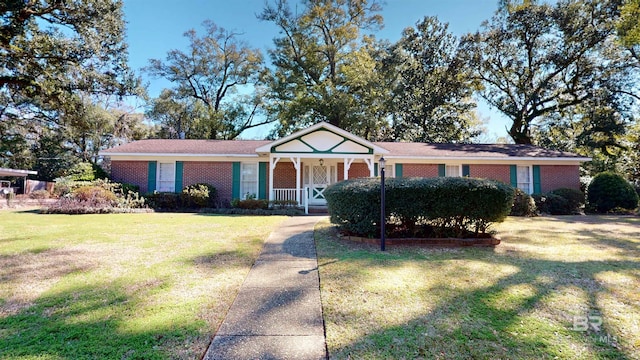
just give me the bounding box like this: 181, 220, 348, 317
0, 282, 176, 360
316, 223, 638, 359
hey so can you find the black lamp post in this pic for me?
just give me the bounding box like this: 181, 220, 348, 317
379, 156, 386, 251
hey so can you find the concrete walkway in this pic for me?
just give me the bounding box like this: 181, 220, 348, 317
204, 216, 327, 360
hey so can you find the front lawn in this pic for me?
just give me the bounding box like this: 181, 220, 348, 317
0, 211, 285, 359
316, 215, 640, 359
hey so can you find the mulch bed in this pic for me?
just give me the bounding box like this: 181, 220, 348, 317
339, 235, 500, 247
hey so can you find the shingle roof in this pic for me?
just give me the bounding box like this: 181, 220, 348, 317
101, 139, 586, 159
102, 139, 271, 155
375, 142, 586, 159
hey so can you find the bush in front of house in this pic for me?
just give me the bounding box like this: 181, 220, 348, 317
43, 179, 147, 214
510, 188, 537, 216
324, 177, 515, 238
145, 192, 181, 211
533, 188, 585, 215
181, 183, 218, 208
587, 172, 639, 213
231, 197, 269, 210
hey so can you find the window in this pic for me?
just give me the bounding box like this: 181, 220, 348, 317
157, 162, 175, 192
240, 163, 258, 199
517, 166, 531, 193
445, 165, 460, 177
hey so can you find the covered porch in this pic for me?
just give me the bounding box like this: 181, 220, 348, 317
255, 122, 389, 208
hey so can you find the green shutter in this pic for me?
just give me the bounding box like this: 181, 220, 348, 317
438, 164, 445, 177
462, 165, 470, 177
147, 161, 157, 193
374, 163, 378, 177
232, 162, 241, 199
533, 165, 542, 194
258, 162, 267, 199
175, 161, 183, 193
510, 165, 518, 187
395, 163, 403, 178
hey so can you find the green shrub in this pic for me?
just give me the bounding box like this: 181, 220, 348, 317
145, 192, 181, 210
533, 193, 568, 215
549, 188, 584, 213
510, 188, 537, 216
324, 177, 515, 238
182, 183, 217, 208
587, 172, 639, 213
231, 198, 269, 210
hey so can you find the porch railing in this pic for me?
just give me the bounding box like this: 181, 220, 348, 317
272, 188, 311, 214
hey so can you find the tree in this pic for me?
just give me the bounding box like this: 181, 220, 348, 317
146, 89, 212, 139
145, 20, 269, 140
1, 0, 139, 107
388, 16, 479, 143
460, 0, 631, 145
618, 0, 640, 50
259, 0, 385, 137
1, 0, 143, 177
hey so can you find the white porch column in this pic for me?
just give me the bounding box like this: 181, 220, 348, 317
364, 157, 375, 177
343, 157, 355, 180
290, 156, 301, 205
269, 156, 280, 201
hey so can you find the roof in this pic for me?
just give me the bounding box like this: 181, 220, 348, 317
376, 142, 588, 160
0, 167, 38, 177
100, 139, 588, 161
101, 139, 271, 156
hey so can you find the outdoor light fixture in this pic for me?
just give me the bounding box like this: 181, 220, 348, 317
319, 158, 324, 166
379, 156, 386, 251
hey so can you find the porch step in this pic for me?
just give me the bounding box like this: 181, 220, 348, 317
307, 206, 328, 215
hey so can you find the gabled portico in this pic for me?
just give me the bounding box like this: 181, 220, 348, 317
255, 122, 389, 206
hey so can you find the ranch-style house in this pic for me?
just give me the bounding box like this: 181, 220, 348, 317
100, 122, 590, 207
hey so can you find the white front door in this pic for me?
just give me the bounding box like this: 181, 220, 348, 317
304, 161, 336, 205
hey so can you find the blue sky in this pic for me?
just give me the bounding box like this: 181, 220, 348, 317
123, 0, 510, 139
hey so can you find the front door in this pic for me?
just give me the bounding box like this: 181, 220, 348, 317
305, 161, 335, 205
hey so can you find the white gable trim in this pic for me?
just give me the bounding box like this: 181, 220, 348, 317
255, 122, 389, 155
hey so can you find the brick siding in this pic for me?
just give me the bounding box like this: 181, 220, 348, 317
274, 162, 297, 188
110, 161, 149, 193
182, 162, 234, 203
469, 164, 511, 184
403, 164, 439, 178
348, 163, 371, 179
540, 165, 580, 192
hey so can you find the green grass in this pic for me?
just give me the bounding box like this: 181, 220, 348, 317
316, 215, 640, 359
0, 210, 285, 359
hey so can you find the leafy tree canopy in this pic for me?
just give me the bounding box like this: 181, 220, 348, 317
145, 20, 271, 140
461, 0, 634, 145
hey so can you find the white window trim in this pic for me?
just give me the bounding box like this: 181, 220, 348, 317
517, 165, 533, 194
445, 164, 462, 177
240, 162, 259, 199
156, 162, 176, 193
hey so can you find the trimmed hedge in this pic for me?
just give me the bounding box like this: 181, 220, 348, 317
587, 172, 639, 213
510, 188, 537, 217
324, 177, 515, 238
533, 188, 585, 215
182, 183, 217, 208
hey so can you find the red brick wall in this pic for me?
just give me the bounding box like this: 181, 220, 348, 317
403, 164, 439, 177
469, 164, 511, 184
348, 163, 371, 179
182, 161, 234, 202
274, 162, 297, 188
111, 161, 149, 193
540, 165, 580, 192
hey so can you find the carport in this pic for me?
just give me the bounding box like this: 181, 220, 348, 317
0, 167, 38, 194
